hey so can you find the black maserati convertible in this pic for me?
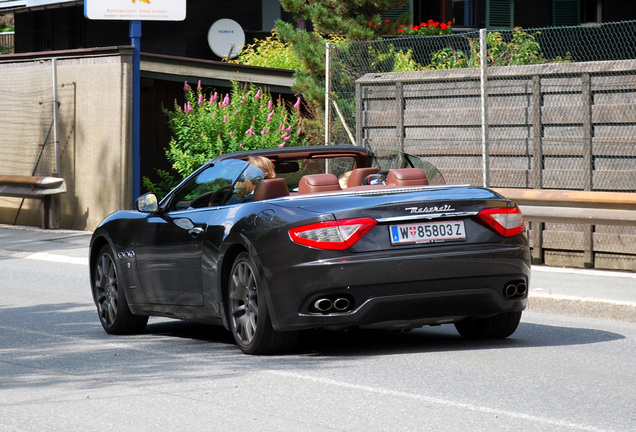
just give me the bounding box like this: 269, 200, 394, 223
89, 145, 530, 354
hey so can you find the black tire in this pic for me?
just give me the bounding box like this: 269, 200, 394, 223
227, 251, 298, 355
91, 245, 148, 335
454, 311, 522, 339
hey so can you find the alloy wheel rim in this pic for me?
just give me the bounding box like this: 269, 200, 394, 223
94, 253, 118, 327
229, 260, 258, 345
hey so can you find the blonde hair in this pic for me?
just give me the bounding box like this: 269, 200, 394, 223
248, 156, 276, 179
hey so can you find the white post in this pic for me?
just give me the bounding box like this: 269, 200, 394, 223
52, 58, 60, 176
479, 28, 490, 188
324, 42, 331, 146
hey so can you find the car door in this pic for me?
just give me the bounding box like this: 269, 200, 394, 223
134, 159, 249, 306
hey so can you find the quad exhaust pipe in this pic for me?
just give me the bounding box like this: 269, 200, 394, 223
504, 281, 527, 299
312, 296, 352, 313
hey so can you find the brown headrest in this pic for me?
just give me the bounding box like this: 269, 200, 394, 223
298, 174, 342, 194
386, 168, 429, 187
347, 167, 380, 187
253, 177, 289, 201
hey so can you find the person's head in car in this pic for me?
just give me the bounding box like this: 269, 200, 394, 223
248, 156, 276, 179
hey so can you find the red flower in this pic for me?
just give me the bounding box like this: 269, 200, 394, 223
385, 19, 390, 23
420, 22, 425, 27
368, 21, 373, 26
433, 21, 439, 27
398, 29, 403, 33
448, 21, 453, 26
428, 19, 434, 24
440, 23, 448, 30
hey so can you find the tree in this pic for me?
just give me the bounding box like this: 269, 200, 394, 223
275, 0, 409, 140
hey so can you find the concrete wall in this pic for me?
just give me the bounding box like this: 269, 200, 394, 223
0, 47, 133, 230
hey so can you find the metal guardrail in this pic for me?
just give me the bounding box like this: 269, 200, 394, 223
493, 188, 636, 268
0, 175, 66, 229
493, 188, 636, 226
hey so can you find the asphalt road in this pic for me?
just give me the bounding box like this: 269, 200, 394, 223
0, 226, 635, 431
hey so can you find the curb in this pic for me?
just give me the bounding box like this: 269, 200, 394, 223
528, 293, 636, 323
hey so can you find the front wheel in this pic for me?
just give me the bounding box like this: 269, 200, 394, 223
227, 252, 297, 355
454, 311, 522, 339
91, 245, 148, 334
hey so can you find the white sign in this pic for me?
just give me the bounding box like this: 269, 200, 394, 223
85, 0, 186, 21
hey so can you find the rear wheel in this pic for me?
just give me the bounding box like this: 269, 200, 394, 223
92, 245, 148, 334
454, 311, 522, 339
227, 252, 298, 355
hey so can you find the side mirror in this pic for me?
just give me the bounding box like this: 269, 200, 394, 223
135, 193, 159, 213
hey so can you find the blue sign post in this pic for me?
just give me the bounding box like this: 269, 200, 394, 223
130, 20, 142, 201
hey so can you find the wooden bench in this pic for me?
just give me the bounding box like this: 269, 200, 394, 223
0, 175, 67, 228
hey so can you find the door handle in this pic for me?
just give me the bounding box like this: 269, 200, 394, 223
188, 227, 204, 237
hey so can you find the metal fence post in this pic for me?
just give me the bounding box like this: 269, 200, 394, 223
582, 72, 595, 267
324, 42, 331, 146
396, 81, 405, 154
479, 28, 490, 188
530, 75, 544, 263
49, 58, 61, 229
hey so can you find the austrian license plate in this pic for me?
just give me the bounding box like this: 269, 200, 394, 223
390, 220, 466, 244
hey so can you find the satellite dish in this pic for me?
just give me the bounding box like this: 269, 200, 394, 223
207, 19, 245, 59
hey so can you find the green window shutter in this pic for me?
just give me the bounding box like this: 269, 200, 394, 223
487, 0, 514, 29
381, 5, 411, 23
553, 0, 580, 26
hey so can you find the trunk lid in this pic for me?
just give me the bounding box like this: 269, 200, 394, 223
276, 185, 517, 253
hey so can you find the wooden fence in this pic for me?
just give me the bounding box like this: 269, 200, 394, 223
0, 32, 14, 53
355, 60, 636, 271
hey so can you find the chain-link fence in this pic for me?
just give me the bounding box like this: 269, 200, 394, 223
327, 21, 636, 270
327, 20, 636, 192
0, 58, 57, 177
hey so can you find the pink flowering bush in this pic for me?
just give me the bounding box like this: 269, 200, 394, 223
164, 80, 305, 178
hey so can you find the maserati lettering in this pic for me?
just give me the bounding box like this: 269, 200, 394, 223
405, 204, 454, 214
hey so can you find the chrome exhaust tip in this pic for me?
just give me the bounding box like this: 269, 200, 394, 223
333, 297, 350, 311
505, 284, 518, 297
313, 298, 333, 312
516, 283, 527, 296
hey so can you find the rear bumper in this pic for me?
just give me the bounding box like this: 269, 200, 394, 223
263, 244, 531, 331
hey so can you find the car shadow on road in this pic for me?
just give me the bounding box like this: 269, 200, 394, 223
285, 320, 624, 357
140, 316, 626, 357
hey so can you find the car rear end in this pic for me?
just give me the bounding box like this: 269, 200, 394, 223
257, 185, 530, 332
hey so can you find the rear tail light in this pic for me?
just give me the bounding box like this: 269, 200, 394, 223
289, 218, 377, 250
476, 207, 525, 237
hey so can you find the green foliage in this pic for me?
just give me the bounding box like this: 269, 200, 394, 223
487, 29, 545, 65
0, 24, 13, 54
163, 81, 306, 179
275, 0, 410, 137
429, 47, 472, 69
427, 28, 571, 70
370, 45, 426, 72
229, 31, 301, 70
142, 170, 177, 200
391, 48, 427, 72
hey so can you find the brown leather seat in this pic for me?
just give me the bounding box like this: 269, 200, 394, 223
386, 168, 429, 187
298, 174, 342, 194
253, 178, 290, 201
347, 167, 379, 187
